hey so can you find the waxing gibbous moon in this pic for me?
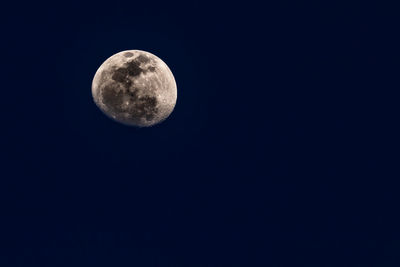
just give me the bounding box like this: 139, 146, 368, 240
92, 50, 177, 127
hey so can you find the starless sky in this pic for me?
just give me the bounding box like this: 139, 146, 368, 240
2, 0, 396, 266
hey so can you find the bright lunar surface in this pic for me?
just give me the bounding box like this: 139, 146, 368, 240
92, 50, 177, 127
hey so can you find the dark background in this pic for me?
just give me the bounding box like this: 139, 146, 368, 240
1, 1, 398, 266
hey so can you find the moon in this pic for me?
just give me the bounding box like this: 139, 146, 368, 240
92, 50, 177, 127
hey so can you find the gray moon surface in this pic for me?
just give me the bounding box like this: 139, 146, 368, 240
92, 50, 177, 127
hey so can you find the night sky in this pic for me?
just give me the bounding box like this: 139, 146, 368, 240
2, 1, 397, 266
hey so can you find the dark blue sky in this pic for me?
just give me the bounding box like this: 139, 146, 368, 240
2, 1, 397, 266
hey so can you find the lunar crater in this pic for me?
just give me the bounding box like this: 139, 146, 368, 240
123, 52, 134, 58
